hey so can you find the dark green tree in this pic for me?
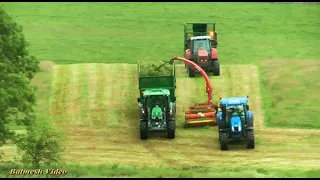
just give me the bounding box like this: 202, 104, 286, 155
0, 7, 39, 144
14, 121, 64, 168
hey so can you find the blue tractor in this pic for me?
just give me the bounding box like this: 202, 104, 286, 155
216, 97, 255, 150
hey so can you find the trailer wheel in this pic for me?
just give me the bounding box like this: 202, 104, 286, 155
167, 120, 176, 139
212, 60, 220, 76
188, 66, 195, 77
140, 121, 148, 140
219, 132, 228, 151
246, 130, 255, 149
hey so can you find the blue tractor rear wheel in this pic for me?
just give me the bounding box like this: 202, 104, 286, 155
246, 131, 255, 149
248, 113, 254, 127
219, 132, 228, 151
218, 117, 226, 129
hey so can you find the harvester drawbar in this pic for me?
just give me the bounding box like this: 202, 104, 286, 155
169, 56, 218, 127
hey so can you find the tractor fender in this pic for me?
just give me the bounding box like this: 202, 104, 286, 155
217, 112, 225, 129
139, 103, 144, 121
217, 112, 223, 122
247, 111, 254, 121
185, 49, 191, 59
211, 48, 218, 60
170, 103, 176, 121
246, 127, 254, 131
246, 110, 254, 127
219, 128, 228, 133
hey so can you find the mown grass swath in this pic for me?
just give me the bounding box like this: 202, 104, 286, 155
0, 2, 319, 178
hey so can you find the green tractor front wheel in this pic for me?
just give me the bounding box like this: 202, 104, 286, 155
140, 121, 148, 140
167, 120, 176, 139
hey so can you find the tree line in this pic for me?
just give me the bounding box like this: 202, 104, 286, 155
0, 6, 63, 168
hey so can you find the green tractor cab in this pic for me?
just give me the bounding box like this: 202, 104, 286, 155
137, 62, 177, 140
183, 23, 220, 77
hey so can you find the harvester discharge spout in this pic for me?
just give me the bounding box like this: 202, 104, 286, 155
169, 56, 218, 127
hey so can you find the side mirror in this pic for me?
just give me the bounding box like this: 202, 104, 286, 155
137, 98, 140, 102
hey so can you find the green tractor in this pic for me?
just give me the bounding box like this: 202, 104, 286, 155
183, 22, 220, 77
137, 62, 177, 140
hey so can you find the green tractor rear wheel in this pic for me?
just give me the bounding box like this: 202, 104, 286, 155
140, 121, 148, 140
167, 120, 176, 139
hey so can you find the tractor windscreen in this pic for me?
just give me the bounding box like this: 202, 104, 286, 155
193, 39, 211, 53
226, 105, 246, 117
145, 95, 168, 109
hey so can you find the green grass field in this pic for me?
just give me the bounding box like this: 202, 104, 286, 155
1, 162, 319, 178
2, 2, 320, 64
0, 2, 320, 178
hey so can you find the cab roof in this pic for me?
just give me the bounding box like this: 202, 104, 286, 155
143, 89, 170, 96
220, 97, 248, 106
191, 36, 211, 40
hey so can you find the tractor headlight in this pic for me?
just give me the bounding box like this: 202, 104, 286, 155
210, 30, 215, 39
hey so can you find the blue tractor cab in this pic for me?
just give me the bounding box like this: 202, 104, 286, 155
216, 97, 255, 150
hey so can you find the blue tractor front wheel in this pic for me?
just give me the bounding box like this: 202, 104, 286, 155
246, 131, 255, 149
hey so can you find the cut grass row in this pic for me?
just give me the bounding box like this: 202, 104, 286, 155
26, 64, 320, 167
2, 62, 320, 177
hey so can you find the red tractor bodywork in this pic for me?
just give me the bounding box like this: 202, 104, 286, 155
183, 23, 220, 77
